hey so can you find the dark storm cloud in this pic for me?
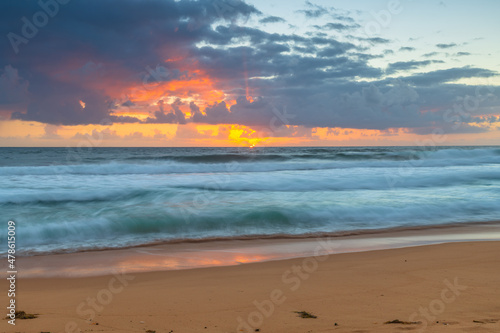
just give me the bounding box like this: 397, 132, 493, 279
188, 81, 424, 130
184, 79, 499, 134
1, 0, 259, 125
192, 101, 231, 124
410, 124, 489, 135
10, 73, 141, 125
402, 67, 497, 86
189, 25, 363, 86
2, 0, 259, 66
1, 0, 498, 134
145, 99, 187, 124
0, 65, 29, 105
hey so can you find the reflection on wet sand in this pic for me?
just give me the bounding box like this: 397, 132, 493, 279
9, 222, 500, 278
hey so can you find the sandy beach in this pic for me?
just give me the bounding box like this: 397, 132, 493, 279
2, 239, 500, 333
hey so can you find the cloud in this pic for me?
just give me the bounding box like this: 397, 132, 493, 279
11, 77, 116, 125
40, 124, 61, 140
72, 128, 120, 141
386, 60, 445, 74
1, 0, 260, 125
436, 43, 457, 49
313, 22, 360, 31
153, 129, 167, 139
410, 123, 488, 135
423, 52, 440, 57
71, 127, 173, 142
0, 65, 29, 105
399, 47, 416, 52
145, 99, 187, 124
402, 66, 498, 86
355, 37, 391, 45
259, 16, 286, 24
0, 0, 499, 137
296, 1, 329, 18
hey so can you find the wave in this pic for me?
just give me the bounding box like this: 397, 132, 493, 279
1, 147, 500, 176
124, 147, 500, 163
2, 146, 500, 256
127, 153, 290, 163
1, 165, 499, 205
0, 188, 160, 205
17, 220, 500, 256
6, 197, 500, 255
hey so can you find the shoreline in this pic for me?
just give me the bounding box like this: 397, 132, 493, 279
1, 241, 499, 332
6, 221, 500, 278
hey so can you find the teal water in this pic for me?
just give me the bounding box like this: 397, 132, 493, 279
1, 146, 500, 255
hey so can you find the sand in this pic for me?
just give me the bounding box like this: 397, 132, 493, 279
2, 240, 500, 333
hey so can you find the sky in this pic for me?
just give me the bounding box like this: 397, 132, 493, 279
0, 0, 499, 147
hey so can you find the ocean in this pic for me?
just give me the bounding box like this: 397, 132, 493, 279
1, 146, 500, 255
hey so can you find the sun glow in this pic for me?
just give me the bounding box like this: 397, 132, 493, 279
227, 125, 268, 147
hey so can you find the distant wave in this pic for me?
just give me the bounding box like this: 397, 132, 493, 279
1, 166, 500, 205
1, 147, 500, 176
124, 147, 500, 163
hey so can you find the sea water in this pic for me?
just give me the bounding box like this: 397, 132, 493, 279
1, 146, 500, 255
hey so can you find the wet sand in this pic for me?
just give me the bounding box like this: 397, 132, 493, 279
2, 238, 500, 332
